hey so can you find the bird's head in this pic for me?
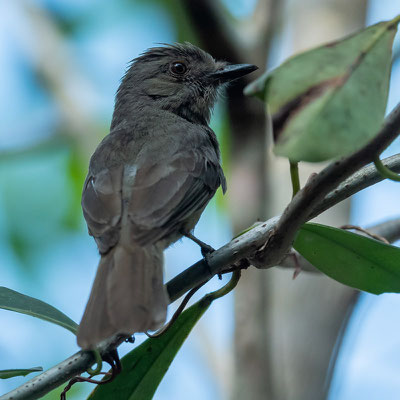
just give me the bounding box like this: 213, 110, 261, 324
112, 43, 257, 127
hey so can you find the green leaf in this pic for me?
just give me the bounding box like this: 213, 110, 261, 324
88, 297, 212, 400
293, 223, 400, 294
0, 367, 42, 379
0, 287, 78, 334
245, 17, 399, 162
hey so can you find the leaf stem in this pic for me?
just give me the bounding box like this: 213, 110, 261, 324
373, 156, 400, 182
207, 269, 241, 301
290, 161, 301, 197
146, 280, 208, 338
391, 14, 400, 25
86, 350, 102, 376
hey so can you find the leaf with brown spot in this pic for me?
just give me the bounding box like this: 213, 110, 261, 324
245, 17, 400, 162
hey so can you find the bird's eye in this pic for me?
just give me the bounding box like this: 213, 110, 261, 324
170, 62, 187, 75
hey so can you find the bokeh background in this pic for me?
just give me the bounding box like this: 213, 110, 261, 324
1, 0, 400, 399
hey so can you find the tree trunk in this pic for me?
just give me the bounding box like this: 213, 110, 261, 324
234, 1, 367, 400
179, 1, 367, 399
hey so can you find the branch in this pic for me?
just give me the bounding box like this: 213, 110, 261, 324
3, 106, 400, 400
312, 153, 400, 219
0, 335, 125, 400
367, 217, 400, 242
168, 150, 400, 299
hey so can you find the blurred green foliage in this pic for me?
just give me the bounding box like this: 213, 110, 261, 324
0, 138, 85, 268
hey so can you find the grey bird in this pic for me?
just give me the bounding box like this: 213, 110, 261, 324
77, 43, 257, 349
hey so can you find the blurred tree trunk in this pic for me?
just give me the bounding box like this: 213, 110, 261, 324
255, 2, 367, 400
180, 1, 366, 399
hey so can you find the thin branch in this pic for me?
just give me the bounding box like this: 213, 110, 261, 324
312, 153, 400, 218
168, 151, 400, 298
367, 217, 400, 242
3, 106, 400, 400
0, 335, 125, 400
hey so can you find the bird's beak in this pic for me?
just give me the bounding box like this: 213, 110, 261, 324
209, 63, 258, 83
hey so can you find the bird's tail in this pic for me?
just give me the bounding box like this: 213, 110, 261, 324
77, 244, 168, 349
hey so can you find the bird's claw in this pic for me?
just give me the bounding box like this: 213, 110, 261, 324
200, 243, 215, 258
182, 231, 215, 258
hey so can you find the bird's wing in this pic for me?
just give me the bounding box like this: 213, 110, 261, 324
81, 150, 224, 250
81, 166, 124, 254
81, 123, 225, 250
128, 150, 224, 245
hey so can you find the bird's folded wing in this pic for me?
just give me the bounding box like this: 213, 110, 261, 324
81, 150, 224, 249
128, 151, 223, 245
81, 166, 123, 253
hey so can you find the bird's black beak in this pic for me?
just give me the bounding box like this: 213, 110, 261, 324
209, 63, 258, 83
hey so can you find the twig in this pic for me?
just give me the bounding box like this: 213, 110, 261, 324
313, 153, 400, 218
168, 148, 400, 299
146, 280, 208, 338
340, 224, 390, 244
0, 336, 126, 400
367, 217, 400, 243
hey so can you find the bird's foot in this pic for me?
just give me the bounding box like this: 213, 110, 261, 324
182, 232, 215, 258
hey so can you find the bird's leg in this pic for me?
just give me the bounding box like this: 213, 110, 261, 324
183, 231, 215, 257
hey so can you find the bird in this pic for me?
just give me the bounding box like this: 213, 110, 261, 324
77, 42, 257, 349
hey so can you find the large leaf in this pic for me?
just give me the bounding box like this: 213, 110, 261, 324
0, 367, 42, 379
245, 17, 399, 162
293, 223, 400, 294
89, 296, 212, 400
0, 287, 78, 334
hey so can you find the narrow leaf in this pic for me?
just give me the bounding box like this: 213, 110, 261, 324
0, 367, 42, 379
245, 17, 399, 162
293, 223, 400, 294
89, 297, 212, 400
0, 287, 78, 334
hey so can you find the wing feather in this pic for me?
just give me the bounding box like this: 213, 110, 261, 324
128, 152, 223, 245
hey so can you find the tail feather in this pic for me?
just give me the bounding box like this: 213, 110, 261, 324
77, 244, 168, 349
